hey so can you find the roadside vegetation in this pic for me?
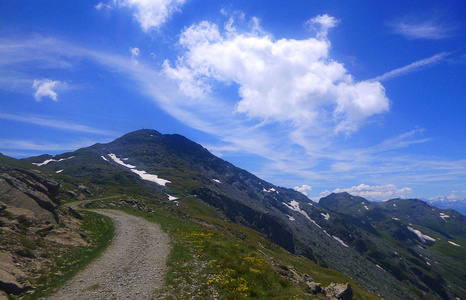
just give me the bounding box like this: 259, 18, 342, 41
83, 195, 381, 299
16, 211, 114, 300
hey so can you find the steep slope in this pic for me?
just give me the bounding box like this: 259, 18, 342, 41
0, 154, 88, 297
320, 193, 466, 299
23, 129, 466, 299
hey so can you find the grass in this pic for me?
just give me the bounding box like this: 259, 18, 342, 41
83, 195, 380, 299
20, 211, 114, 300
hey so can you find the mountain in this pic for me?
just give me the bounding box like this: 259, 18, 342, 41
15, 129, 466, 299
426, 197, 466, 215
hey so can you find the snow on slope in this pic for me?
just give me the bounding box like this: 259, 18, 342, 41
333, 236, 349, 247
284, 200, 321, 228
448, 241, 460, 247
321, 212, 330, 220
407, 226, 436, 243
439, 213, 450, 221
107, 153, 171, 186
32, 156, 75, 166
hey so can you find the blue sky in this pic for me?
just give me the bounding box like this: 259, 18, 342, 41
1, 0, 465, 201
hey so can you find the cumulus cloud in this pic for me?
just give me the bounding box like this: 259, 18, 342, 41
32, 79, 68, 101
294, 184, 312, 196
163, 16, 389, 134
333, 184, 413, 200
306, 14, 339, 39
106, 0, 186, 32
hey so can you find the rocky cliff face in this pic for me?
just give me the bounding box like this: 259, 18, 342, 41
0, 156, 86, 297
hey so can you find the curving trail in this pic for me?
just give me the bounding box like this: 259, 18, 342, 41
47, 207, 171, 300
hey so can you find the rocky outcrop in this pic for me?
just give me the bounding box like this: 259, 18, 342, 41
0, 161, 87, 297
0, 252, 32, 295
324, 282, 353, 300
0, 167, 60, 224
267, 259, 352, 299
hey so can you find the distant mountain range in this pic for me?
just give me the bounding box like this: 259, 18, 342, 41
424, 197, 466, 215
2, 129, 465, 299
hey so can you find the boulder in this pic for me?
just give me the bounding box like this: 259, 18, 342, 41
0, 252, 31, 295
324, 282, 353, 300
0, 290, 8, 300
307, 281, 322, 294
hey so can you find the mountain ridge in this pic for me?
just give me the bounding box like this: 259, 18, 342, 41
18, 129, 466, 299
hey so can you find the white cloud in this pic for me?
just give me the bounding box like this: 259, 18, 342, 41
32, 79, 68, 101
5, 37, 464, 196
294, 184, 312, 196
306, 14, 339, 39
0, 139, 105, 152
109, 0, 186, 32
130, 47, 140, 57
0, 113, 117, 136
130, 47, 140, 65
163, 16, 389, 134
95, 2, 112, 10
390, 20, 454, 40
372, 52, 450, 82
332, 184, 413, 200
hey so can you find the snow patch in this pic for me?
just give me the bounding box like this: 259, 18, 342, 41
32, 156, 75, 166
101, 155, 109, 162
426, 262, 431, 266
392, 217, 400, 221
376, 264, 386, 272
212, 179, 221, 183
448, 241, 460, 247
131, 169, 171, 186
284, 200, 321, 228
321, 212, 330, 220
167, 194, 178, 201
393, 204, 396, 208
108, 153, 171, 186
407, 226, 436, 243
287, 215, 295, 221
108, 153, 137, 168
439, 213, 450, 221
332, 236, 349, 247
55, 169, 63, 173
263, 187, 276, 193
364, 205, 369, 210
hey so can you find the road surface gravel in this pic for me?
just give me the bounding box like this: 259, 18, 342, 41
47, 208, 171, 300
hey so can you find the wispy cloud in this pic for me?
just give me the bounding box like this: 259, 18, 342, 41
372, 52, 450, 82
390, 20, 456, 40
2, 34, 464, 198
0, 139, 98, 151
0, 113, 118, 136
97, 0, 186, 32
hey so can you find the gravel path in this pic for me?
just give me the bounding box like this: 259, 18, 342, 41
47, 209, 171, 300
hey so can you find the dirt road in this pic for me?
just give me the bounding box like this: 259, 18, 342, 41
47, 207, 171, 299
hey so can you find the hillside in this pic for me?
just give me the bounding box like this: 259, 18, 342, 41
3, 128, 464, 299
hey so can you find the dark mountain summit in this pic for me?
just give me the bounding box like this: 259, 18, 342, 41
18, 129, 466, 299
